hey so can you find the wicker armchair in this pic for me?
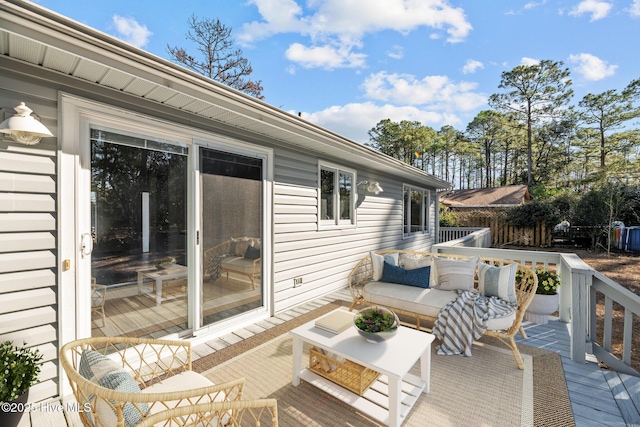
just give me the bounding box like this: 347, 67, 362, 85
91, 277, 107, 327
347, 250, 538, 370
60, 336, 253, 427
135, 399, 278, 427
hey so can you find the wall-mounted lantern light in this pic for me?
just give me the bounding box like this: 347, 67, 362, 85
357, 180, 384, 195
0, 102, 54, 145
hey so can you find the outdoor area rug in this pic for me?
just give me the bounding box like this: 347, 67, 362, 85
193, 300, 575, 426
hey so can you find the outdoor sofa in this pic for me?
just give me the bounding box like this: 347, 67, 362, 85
348, 250, 538, 369
204, 237, 261, 290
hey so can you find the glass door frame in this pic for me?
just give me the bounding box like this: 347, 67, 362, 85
191, 137, 273, 335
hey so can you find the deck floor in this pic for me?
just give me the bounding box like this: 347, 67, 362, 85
23, 288, 637, 426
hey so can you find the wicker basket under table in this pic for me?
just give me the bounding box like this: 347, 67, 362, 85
309, 347, 380, 395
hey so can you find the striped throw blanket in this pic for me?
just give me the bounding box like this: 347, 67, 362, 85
433, 290, 516, 357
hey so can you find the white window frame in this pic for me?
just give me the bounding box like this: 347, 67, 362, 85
318, 162, 356, 229
403, 184, 431, 237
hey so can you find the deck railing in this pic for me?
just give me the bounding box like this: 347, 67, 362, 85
435, 227, 640, 376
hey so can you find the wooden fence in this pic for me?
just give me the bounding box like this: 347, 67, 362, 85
442, 218, 552, 247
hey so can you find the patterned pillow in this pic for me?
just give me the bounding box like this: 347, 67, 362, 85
370, 252, 399, 281
433, 256, 479, 291
404, 256, 436, 288
477, 263, 518, 304
380, 261, 431, 288
79, 349, 147, 427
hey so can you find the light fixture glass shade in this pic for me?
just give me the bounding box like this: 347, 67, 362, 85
0, 102, 53, 145
367, 182, 384, 194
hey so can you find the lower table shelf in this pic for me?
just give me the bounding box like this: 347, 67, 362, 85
299, 368, 425, 426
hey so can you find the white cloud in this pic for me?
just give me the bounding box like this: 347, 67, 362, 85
631, 0, 640, 16
285, 43, 366, 69
112, 15, 152, 48
387, 45, 404, 60
462, 59, 484, 74
240, 0, 472, 69
521, 57, 540, 66
301, 102, 453, 143
568, 0, 613, 21
294, 70, 487, 143
524, 0, 547, 9
568, 53, 617, 81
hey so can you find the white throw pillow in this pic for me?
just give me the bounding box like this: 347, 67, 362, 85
404, 256, 436, 288
433, 256, 479, 291
370, 252, 399, 281
477, 263, 518, 304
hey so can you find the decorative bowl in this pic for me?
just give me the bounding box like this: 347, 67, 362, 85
353, 306, 399, 343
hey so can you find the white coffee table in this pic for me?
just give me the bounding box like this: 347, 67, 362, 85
290, 308, 435, 427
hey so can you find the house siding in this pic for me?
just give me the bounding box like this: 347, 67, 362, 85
272, 147, 437, 311
0, 83, 59, 403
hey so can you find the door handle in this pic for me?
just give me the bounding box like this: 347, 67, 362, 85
81, 233, 93, 258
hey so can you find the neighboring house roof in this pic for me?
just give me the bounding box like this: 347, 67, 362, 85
0, 0, 452, 190
440, 185, 530, 207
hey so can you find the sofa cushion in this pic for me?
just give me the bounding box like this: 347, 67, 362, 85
363, 281, 457, 318
478, 263, 518, 304
370, 252, 399, 281
221, 256, 258, 275
380, 261, 431, 288
79, 349, 147, 427
433, 256, 479, 291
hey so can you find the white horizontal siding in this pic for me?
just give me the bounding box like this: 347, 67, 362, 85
0, 193, 55, 212
0, 287, 56, 314
0, 269, 56, 293
0, 151, 55, 175
0, 83, 59, 403
0, 232, 55, 252
0, 251, 56, 273
0, 172, 56, 193
0, 306, 56, 335
272, 148, 437, 313
0, 213, 56, 232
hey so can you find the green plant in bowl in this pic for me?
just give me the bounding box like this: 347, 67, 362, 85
354, 307, 399, 342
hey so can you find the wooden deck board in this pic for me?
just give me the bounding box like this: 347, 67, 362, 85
34, 287, 634, 426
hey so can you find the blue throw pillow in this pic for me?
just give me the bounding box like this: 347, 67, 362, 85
244, 245, 261, 260
380, 261, 431, 289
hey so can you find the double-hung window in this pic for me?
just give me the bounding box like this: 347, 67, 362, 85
319, 163, 355, 228
403, 185, 431, 236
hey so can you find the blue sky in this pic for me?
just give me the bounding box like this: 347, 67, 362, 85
38, 0, 640, 144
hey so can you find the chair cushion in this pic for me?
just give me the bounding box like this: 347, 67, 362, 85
478, 263, 518, 304
370, 252, 399, 281
433, 256, 479, 291
79, 349, 147, 427
380, 261, 431, 288
142, 371, 229, 424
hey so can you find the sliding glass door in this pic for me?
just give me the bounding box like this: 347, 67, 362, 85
199, 147, 264, 328
90, 129, 189, 337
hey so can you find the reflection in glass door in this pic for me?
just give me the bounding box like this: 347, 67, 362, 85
90, 129, 189, 338
200, 148, 263, 327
